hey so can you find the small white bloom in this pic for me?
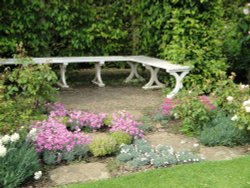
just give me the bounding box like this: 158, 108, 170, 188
193, 143, 199, 147
0, 145, 7, 157
240, 84, 249, 90
27, 128, 37, 141
10, 133, 20, 143
226, 96, 234, 102
243, 8, 249, 15
183, 160, 187, 163
188, 90, 192, 94
34, 171, 42, 180
247, 3, 250, 7
243, 100, 250, 106
173, 113, 179, 119
141, 157, 147, 161
180, 140, 186, 144
245, 106, 250, 113
231, 115, 238, 121
1, 135, 10, 144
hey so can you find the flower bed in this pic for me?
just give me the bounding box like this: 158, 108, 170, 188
158, 74, 250, 146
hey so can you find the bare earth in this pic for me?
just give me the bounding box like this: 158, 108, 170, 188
58, 86, 163, 117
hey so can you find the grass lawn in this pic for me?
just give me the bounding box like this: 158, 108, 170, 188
63, 156, 250, 188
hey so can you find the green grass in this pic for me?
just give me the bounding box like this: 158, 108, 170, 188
62, 156, 250, 188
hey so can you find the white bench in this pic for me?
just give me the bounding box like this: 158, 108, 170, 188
0, 55, 190, 98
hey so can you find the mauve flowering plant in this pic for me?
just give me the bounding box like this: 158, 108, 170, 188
110, 111, 144, 139
30, 118, 91, 153
164, 89, 217, 134
45, 102, 68, 117
161, 98, 175, 115
46, 103, 107, 131
67, 111, 107, 130
198, 95, 216, 110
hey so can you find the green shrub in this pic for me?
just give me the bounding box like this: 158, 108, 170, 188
89, 135, 117, 157
172, 89, 217, 135
110, 131, 132, 147
0, 139, 40, 188
0, 58, 58, 134
3, 59, 58, 103
200, 114, 249, 147
0, 97, 46, 133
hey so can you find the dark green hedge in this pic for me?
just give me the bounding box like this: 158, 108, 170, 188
0, 0, 249, 88
0, 0, 131, 57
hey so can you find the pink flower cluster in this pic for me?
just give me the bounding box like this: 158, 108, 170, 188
46, 102, 68, 117
162, 98, 175, 115
32, 118, 91, 153
110, 111, 144, 139
68, 111, 107, 130
46, 103, 107, 130
199, 95, 216, 110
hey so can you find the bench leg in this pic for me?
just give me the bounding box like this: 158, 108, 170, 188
167, 71, 189, 98
124, 62, 144, 83
142, 65, 165, 89
92, 62, 105, 87
58, 63, 69, 88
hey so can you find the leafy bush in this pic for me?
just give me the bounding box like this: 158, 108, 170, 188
0, 60, 58, 134
116, 139, 201, 169
211, 74, 250, 130
89, 135, 117, 157
3, 59, 58, 103
200, 113, 249, 147
222, 2, 250, 84
110, 131, 132, 147
133, 0, 228, 92
171, 90, 217, 135
0, 97, 46, 133
0, 133, 40, 188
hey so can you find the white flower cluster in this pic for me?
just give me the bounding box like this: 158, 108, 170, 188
34, 171, 42, 180
231, 115, 238, 121
243, 3, 250, 15
26, 128, 37, 141
226, 96, 234, 102
0, 133, 20, 158
243, 99, 250, 113
0, 143, 7, 157
239, 84, 249, 90
175, 151, 200, 163
231, 99, 250, 121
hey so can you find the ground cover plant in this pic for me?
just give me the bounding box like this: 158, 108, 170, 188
117, 139, 201, 169
63, 156, 250, 188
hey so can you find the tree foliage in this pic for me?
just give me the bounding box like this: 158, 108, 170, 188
0, 0, 249, 88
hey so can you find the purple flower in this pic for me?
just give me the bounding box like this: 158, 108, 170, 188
110, 111, 144, 139
31, 118, 91, 153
